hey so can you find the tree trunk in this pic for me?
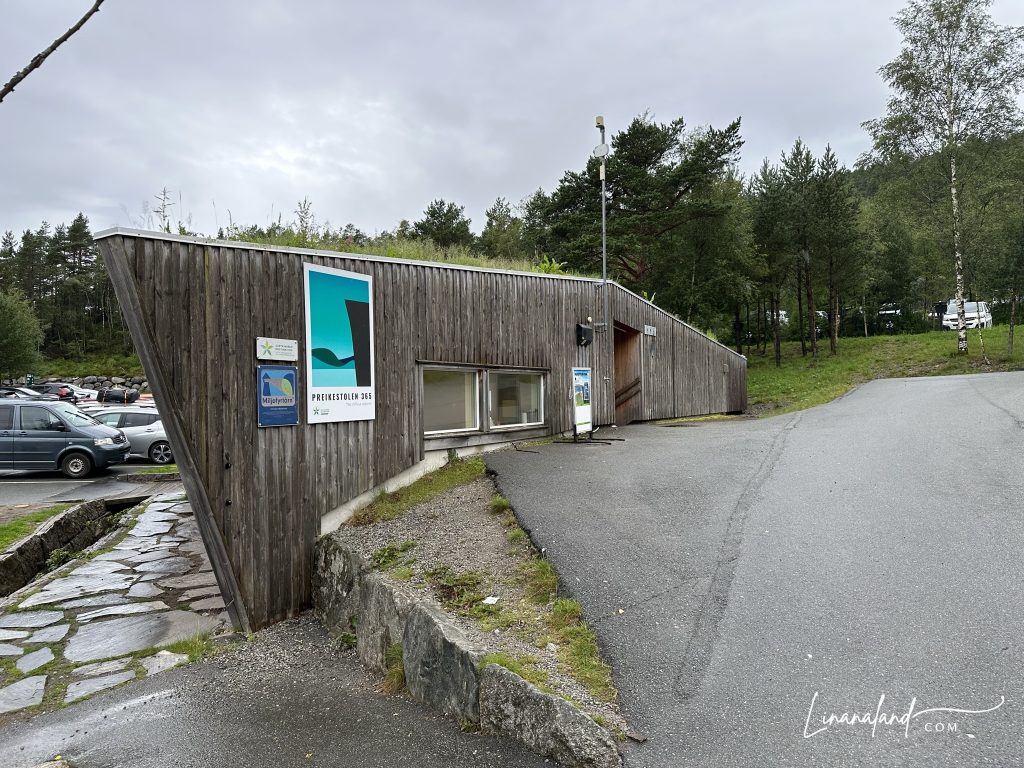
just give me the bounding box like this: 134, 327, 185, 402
805, 249, 818, 358
831, 291, 840, 355
756, 297, 764, 354
745, 301, 751, 357
1008, 291, 1017, 357
796, 264, 807, 357
734, 304, 743, 355
863, 295, 868, 337
772, 293, 782, 368
686, 258, 697, 325
950, 155, 968, 354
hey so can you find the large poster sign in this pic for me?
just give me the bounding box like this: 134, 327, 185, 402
572, 367, 592, 435
257, 365, 299, 427
303, 263, 375, 423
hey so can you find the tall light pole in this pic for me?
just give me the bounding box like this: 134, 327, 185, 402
594, 116, 609, 333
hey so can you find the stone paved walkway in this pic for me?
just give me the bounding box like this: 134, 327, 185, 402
0, 490, 230, 717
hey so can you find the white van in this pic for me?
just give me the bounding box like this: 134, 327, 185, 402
941, 300, 993, 330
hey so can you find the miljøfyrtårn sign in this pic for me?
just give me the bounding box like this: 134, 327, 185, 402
257, 365, 299, 427
303, 263, 375, 423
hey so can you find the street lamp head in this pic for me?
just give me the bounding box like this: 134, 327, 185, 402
595, 115, 604, 128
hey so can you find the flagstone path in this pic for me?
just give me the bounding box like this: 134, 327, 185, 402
0, 490, 231, 717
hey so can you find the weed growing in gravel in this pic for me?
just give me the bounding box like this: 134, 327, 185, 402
425, 565, 486, 610
351, 458, 486, 525
45, 546, 75, 571
371, 540, 416, 569
556, 624, 615, 702
507, 526, 527, 545
549, 598, 583, 629
467, 602, 517, 632
336, 632, 357, 650
489, 495, 511, 514
522, 559, 557, 604
164, 633, 218, 663
383, 643, 406, 694
540, 600, 615, 702
479, 652, 551, 691
390, 565, 415, 581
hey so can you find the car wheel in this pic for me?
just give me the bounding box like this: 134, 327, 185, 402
149, 441, 174, 465
61, 452, 93, 479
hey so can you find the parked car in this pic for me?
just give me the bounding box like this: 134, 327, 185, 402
68, 384, 100, 401
941, 300, 993, 330
0, 400, 130, 478
32, 382, 83, 401
90, 406, 173, 464
878, 303, 902, 318
0, 386, 58, 401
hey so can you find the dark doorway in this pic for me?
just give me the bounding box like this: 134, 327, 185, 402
614, 322, 643, 424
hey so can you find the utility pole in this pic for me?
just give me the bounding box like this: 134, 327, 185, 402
594, 116, 609, 333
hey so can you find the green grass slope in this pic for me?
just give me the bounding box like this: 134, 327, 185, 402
747, 325, 1023, 416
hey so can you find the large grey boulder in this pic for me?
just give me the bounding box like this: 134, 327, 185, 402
402, 602, 483, 723
312, 534, 364, 635
356, 572, 415, 675
479, 664, 622, 768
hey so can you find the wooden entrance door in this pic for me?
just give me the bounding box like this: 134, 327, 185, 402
614, 322, 643, 424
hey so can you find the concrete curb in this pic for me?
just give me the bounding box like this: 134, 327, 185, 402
313, 534, 622, 768
116, 471, 181, 482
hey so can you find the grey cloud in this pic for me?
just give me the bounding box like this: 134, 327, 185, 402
2, 0, 1023, 239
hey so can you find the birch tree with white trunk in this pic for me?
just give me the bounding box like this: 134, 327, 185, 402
864, 0, 1024, 353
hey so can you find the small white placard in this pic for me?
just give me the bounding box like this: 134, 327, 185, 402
644, 325, 657, 336
256, 337, 299, 361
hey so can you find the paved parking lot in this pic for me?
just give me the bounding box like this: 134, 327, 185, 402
0, 465, 160, 513
488, 372, 1024, 768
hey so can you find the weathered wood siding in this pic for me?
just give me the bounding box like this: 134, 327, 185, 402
97, 230, 746, 629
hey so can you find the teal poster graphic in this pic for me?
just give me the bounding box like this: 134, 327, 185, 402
304, 263, 375, 423
257, 365, 299, 427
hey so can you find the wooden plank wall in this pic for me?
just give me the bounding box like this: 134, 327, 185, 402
99, 232, 746, 628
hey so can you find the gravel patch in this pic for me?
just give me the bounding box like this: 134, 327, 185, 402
332, 476, 626, 733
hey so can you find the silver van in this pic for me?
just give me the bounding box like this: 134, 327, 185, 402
0, 401, 130, 478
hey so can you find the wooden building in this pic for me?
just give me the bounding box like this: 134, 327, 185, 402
95, 228, 747, 631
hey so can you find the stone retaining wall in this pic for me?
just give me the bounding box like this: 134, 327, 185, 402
2, 375, 150, 392
313, 534, 621, 768
0, 502, 113, 597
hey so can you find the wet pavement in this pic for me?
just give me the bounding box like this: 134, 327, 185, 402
0, 615, 549, 768
487, 373, 1024, 767
0, 490, 229, 717
0, 489, 550, 768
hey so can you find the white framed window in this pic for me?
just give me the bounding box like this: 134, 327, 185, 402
488, 371, 545, 429
423, 368, 480, 434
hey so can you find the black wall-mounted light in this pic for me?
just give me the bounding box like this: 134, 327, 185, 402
576, 323, 594, 347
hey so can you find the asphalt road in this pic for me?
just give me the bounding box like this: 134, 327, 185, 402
0, 464, 151, 507
0, 615, 548, 768
487, 372, 1024, 768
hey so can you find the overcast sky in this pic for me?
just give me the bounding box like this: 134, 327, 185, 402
2, 1, 1023, 240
